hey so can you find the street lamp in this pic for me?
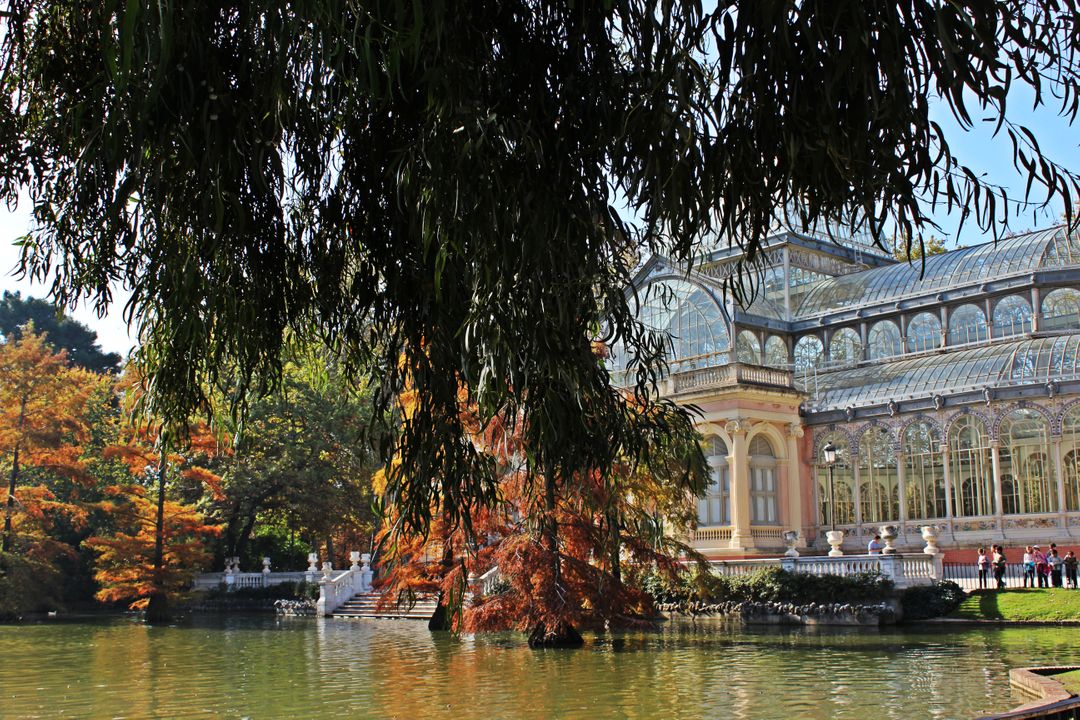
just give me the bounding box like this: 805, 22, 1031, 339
822, 441, 837, 531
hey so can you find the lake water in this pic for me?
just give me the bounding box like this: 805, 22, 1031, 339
0, 615, 1075, 719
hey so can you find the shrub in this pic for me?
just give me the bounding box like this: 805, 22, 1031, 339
0, 551, 62, 621
640, 565, 894, 607
203, 580, 318, 602
899, 581, 965, 621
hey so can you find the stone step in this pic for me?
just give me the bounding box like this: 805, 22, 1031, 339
332, 592, 438, 620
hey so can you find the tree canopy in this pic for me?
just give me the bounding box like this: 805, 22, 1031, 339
0, 291, 121, 374
2, 2, 1078, 552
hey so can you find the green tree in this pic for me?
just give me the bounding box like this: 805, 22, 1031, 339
215, 351, 380, 569
893, 235, 949, 263
0, 292, 121, 374
2, 3, 1079, 641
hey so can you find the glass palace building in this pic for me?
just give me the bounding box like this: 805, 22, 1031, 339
624, 224, 1080, 557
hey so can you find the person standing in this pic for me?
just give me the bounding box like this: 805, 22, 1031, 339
1049, 549, 1064, 588
1023, 545, 1036, 588
1034, 545, 1049, 588
867, 535, 883, 555
977, 547, 990, 590
1064, 551, 1078, 589
992, 545, 1008, 591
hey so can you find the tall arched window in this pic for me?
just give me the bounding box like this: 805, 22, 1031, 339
1042, 288, 1080, 331
949, 304, 988, 345
904, 421, 946, 520
816, 432, 855, 526
992, 295, 1033, 337
1063, 405, 1080, 511
828, 328, 862, 366
867, 320, 902, 360
794, 335, 824, 373
764, 335, 789, 368
641, 279, 729, 369
948, 415, 995, 517
697, 436, 730, 526
859, 427, 899, 523
906, 312, 942, 353
736, 330, 762, 365
749, 435, 778, 525
998, 409, 1056, 514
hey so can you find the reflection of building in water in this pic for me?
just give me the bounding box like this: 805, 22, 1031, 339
616, 225, 1080, 557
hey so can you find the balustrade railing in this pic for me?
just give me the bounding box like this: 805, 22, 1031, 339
709, 552, 941, 589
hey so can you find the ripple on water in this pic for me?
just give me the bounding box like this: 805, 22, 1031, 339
0, 616, 1075, 719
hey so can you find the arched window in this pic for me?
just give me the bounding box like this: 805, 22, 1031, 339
697, 436, 730, 526
736, 330, 762, 365
641, 279, 729, 369
859, 427, 899, 523
816, 432, 854, 526
1063, 405, 1080, 512
1042, 288, 1080, 331
992, 295, 1033, 337
948, 304, 988, 346
948, 415, 994, 517
999, 409, 1056, 514
764, 335, 789, 368
828, 328, 862, 366
748, 435, 778, 525
906, 312, 942, 353
903, 421, 945, 520
794, 335, 824, 373
1001, 475, 1019, 515
867, 320, 902, 361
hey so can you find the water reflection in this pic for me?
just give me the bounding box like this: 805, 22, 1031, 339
0, 616, 1076, 719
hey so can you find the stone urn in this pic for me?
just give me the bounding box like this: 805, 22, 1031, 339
262, 556, 271, 574
783, 530, 800, 558
826, 529, 845, 557
879, 525, 899, 555
920, 525, 940, 555
349, 550, 361, 571
321, 560, 333, 579
307, 552, 319, 573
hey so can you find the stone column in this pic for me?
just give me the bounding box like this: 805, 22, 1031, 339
941, 444, 955, 536
786, 424, 805, 546
1053, 437, 1068, 526
940, 306, 950, 347
727, 419, 753, 549
991, 441, 1004, 521
852, 458, 863, 530
1032, 287, 1041, 332
896, 450, 909, 540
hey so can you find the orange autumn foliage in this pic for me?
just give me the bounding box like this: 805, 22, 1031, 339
0, 328, 103, 553
377, 392, 704, 633
85, 484, 221, 609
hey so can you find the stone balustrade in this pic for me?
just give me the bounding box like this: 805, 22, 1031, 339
709, 552, 942, 589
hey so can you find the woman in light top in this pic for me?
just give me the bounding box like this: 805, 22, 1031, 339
1023, 545, 1036, 588
977, 547, 990, 590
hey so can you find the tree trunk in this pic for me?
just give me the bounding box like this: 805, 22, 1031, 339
1, 443, 20, 553
428, 537, 455, 631
528, 467, 582, 649
608, 507, 622, 586
2, 398, 27, 554
145, 445, 169, 624
234, 507, 259, 561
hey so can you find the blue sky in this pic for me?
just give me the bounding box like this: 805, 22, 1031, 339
1, 88, 1078, 356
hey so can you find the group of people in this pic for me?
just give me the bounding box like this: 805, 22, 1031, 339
976, 543, 1080, 590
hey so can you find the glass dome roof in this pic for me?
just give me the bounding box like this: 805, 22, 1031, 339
795, 226, 1079, 318
804, 335, 1080, 410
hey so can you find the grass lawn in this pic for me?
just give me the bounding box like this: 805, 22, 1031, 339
950, 588, 1080, 621
1052, 669, 1080, 695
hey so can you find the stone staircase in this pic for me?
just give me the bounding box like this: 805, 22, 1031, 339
332, 592, 438, 620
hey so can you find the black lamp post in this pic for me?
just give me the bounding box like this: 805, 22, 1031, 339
822, 441, 837, 531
